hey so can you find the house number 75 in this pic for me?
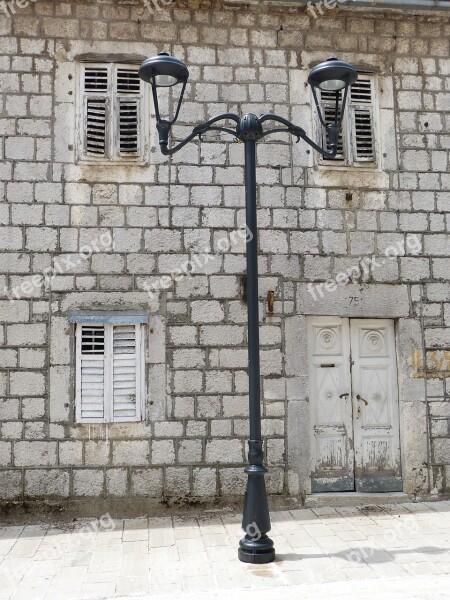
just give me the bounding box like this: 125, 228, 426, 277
348, 296, 361, 306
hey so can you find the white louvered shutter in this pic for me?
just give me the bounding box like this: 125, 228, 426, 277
116, 68, 141, 157
112, 325, 142, 421
76, 323, 144, 423
81, 64, 144, 161
76, 325, 106, 422
320, 89, 345, 161
83, 66, 109, 158
349, 76, 375, 162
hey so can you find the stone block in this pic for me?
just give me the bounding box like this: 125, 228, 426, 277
0, 349, 17, 368
200, 325, 245, 347
0, 441, 12, 466
0, 470, 22, 500
173, 370, 203, 394
131, 468, 163, 497
290, 231, 319, 254
80, 439, 108, 467
205, 370, 233, 394
165, 467, 190, 496
0, 300, 29, 323
7, 323, 46, 346
25, 469, 70, 497
151, 440, 175, 465
106, 468, 128, 497
50, 316, 70, 365
19, 348, 47, 369
22, 397, 45, 419
144, 229, 182, 252
49, 365, 71, 422
219, 467, 245, 495
210, 419, 232, 436
112, 441, 149, 467
0, 226, 23, 250
297, 283, 410, 318
73, 469, 104, 497
173, 396, 195, 419
59, 441, 83, 467
172, 349, 205, 369
154, 422, 184, 437
15, 441, 57, 467
10, 371, 45, 396
193, 468, 217, 497
2, 421, 23, 439
197, 396, 221, 418
218, 348, 247, 369
205, 439, 243, 464
0, 399, 19, 420
178, 439, 202, 463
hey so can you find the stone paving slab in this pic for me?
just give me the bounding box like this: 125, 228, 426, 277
0, 500, 449, 600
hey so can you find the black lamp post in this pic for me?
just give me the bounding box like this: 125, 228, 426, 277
139, 53, 357, 564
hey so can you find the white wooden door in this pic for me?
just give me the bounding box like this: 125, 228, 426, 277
308, 317, 402, 493
308, 317, 354, 492
350, 320, 402, 492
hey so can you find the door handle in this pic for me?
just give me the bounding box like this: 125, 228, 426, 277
356, 394, 369, 406
339, 393, 349, 399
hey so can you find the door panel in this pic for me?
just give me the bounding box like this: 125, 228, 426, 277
308, 317, 354, 492
350, 319, 402, 492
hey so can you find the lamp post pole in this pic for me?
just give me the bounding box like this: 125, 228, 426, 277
138, 52, 357, 566
238, 115, 274, 563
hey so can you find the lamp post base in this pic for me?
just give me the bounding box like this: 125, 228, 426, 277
238, 461, 275, 564
238, 534, 275, 564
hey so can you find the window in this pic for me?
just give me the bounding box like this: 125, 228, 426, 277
319, 74, 377, 167
75, 321, 146, 423
78, 63, 149, 162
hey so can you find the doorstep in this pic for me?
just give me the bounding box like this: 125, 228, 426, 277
304, 491, 415, 508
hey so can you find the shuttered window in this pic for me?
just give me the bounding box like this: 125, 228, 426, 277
80, 63, 145, 161
76, 323, 145, 423
319, 74, 377, 166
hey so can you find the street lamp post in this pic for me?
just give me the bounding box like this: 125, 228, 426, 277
139, 53, 357, 564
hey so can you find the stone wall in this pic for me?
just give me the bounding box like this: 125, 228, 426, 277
0, 0, 449, 504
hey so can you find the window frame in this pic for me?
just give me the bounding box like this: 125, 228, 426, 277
75, 322, 146, 424
316, 72, 379, 169
76, 62, 151, 165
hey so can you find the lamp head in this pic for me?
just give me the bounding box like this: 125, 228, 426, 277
308, 57, 357, 92
139, 51, 189, 133
139, 52, 189, 88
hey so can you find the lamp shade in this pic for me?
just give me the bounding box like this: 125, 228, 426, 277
308, 57, 357, 91
139, 52, 189, 88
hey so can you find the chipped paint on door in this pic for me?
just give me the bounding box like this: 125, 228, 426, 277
308, 317, 354, 492
351, 319, 402, 492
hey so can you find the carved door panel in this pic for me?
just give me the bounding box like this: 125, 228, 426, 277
308, 317, 354, 492
350, 319, 402, 492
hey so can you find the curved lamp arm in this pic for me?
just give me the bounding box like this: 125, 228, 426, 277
157, 113, 240, 156
259, 114, 340, 158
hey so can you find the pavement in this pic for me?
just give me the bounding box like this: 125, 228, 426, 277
0, 500, 450, 600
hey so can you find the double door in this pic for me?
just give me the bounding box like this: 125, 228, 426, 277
308, 317, 402, 493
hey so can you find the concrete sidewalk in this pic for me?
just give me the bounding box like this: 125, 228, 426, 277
0, 500, 449, 600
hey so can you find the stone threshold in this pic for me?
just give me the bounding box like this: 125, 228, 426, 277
304, 491, 450, 508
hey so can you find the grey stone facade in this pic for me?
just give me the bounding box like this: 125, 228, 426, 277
0, 0, 449, 504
